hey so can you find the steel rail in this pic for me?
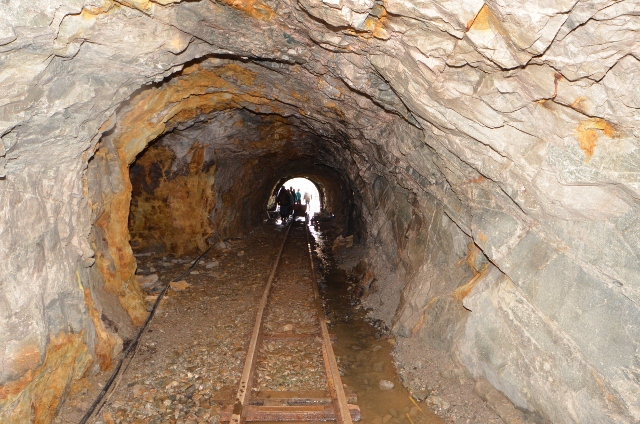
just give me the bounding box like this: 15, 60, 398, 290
305, 225, 353, 424
230, 220, 293, 424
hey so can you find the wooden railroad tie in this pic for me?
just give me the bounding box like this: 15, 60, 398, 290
222, 222, 360, 424
221, 404, 361, 422
220, 389, 361, 421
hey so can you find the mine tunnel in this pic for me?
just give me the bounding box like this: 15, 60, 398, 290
1, 1, 639, 424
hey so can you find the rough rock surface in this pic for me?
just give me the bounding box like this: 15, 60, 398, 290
0, 0, 638, 422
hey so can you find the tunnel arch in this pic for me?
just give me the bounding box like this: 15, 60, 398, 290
273, 177, 322, 215
83, 59, 371, 344
2, 3, 639, 422
37, 51, 640, 424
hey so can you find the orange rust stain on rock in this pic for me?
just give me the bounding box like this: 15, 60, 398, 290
116, 0, 152, 11
465, 243, 482, 275
219, 0, 275, 20
251, 117, 294, 150
576, 118, 614, 162
91, 61, 271, 327
92, 149, 147, 326
83, 288, 119, 371
116, 63, 262, 163
453, 243, 487, 301
116, 64, 245, 162
453, 266, 488, 301
291, 90, 309, 102
325, 101, 347, 120
81, 1, 117, 19
569, 97, 587, 112
413, 246, 487, 335
166, 92, 237, 125
359, 7, 390, 40
477, 231, 487, 243
0, 333, 92, 424
467, 4, 491, 31
552, 72, 563, 98
453, 243, 488, 300
467, 4, 508, 36
590, 369, 626, 408
218, 63, 257, 86
2, 344, 41, 391
129, 145, 216, 255
410, 295, 440, 336
410, 313, 425, 337
373, 15, 390, 40
0, 371, 33, 402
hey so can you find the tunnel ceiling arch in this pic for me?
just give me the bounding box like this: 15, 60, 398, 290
1, 1, 639, 423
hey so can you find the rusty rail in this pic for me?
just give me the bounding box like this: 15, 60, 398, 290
229, 221, 293, 424
222, 220, 359, 423
305, 224, 354, 424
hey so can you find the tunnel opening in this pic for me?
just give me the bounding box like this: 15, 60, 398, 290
269, 177, 322, 217
69, 54, 515, 423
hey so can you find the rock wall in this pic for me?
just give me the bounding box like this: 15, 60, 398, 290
129, 143, 216, 255
127, 107, 360, 254
0, 0, 638, 422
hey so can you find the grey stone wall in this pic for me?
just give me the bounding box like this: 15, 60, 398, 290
0, 0, 638, 422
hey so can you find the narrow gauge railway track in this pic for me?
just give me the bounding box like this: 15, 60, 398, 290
221, 220, 360, 423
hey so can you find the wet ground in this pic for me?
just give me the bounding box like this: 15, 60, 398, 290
310, 224, 443, 424
55, 220, 501, 424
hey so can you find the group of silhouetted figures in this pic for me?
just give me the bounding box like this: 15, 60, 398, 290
277, 186, 311, 220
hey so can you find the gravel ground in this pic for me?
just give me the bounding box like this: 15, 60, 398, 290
54, 220, 508, 424
392, 337, 504, 424
255, 222, 328, 392
55, 224, 289, 424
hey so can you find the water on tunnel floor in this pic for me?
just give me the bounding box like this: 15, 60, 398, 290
308, 224, 443, 424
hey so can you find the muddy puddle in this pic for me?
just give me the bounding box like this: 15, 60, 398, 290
309, 224, 443, 424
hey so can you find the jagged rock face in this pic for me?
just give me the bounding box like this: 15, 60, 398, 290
1, 0, 638, 422
128, 109, 358, 254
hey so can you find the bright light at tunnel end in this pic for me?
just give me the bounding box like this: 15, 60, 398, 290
281, 178, 321, 216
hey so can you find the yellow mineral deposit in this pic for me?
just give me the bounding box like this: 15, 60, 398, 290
129, 145, 216, 255
0, 334, 91, 424
576, 118, 615, 162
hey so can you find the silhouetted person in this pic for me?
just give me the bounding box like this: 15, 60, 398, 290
303, 191, 311, 206
295, 189, 302, 205
278, 187, 292, 220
